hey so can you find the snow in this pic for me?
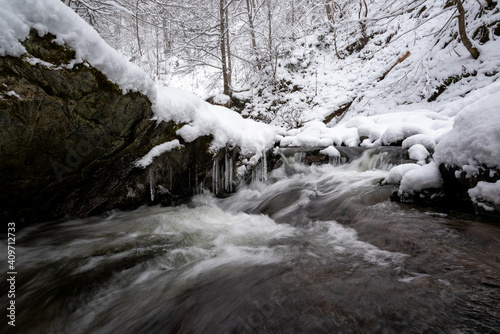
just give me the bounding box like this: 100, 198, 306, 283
468, 181, 500, 212
6, 91, 21, 99
279, 110, 453, 151
153, 87, 277, 157
320, 146, 341, 157
135, 140, 183, 168
0, 0, 156, 100
399, 162, 443, 195
384, 164, 421, 185
434, 83, 500, 176
261, 1, 500, 207
402, 135, 436, 151
408, 144, 430, 165
212, 94, 231, 105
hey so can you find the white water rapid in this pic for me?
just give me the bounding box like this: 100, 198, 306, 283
3, 147, 500, 334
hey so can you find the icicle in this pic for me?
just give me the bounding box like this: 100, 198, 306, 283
149, 168, 155, 202
225, 154, 229, 192
212, 160, 216, 194
216, 159, 219, 194
213, 158, 219, 195
229, 157, 233, 192
262, 151, 268, 182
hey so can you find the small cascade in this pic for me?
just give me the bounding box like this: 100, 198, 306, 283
293, 152, 306, 164
328, 155, 342, 165
149, 168, 155, 202
351, 147, 411, 172
278, 146, 409, 171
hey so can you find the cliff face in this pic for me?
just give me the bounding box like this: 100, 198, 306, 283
0, 30, 215, 226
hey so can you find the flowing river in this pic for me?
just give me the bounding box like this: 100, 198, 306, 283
3, 148, 500, 333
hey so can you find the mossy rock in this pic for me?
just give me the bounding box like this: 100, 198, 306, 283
22, 29, 76, 66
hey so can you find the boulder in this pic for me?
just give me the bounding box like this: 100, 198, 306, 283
0, 30, 217, 227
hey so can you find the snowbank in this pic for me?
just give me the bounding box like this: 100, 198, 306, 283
0, 0, 156, 100
469, 181, 500, 212
434, 83, 500, 176
399, 162, 443, 195
384, 164, 421, 185
384, 82, 500, 207
280, 110, 453, 150
153, 87, 277, 157
408, 145, 430, 165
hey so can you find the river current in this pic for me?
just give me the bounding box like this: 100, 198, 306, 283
3, 148, 500, 333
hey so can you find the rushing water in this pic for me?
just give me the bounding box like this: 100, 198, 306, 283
3, 149, 500, 334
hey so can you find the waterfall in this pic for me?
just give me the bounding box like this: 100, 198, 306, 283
329, 155, 341, 165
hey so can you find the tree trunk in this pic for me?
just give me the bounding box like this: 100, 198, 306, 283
155, 24, 160, 78
267, 0, 273, 62
326, 2, 343, 59
455, 0, 480, 59
219, 0, 230, 95
162, 17, 169, 74
325, 2, 334, 25
225, 6, 232, 93
246, 0, 261, 70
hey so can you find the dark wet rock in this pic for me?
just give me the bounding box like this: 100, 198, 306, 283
0, 30, 220, 227
439, 164, 500, 218
392, 162, 500, 219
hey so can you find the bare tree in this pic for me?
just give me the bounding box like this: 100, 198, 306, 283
455, 0, 480, 59
219, 0, 231, 95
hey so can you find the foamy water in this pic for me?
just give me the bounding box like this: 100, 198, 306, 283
3, 148, 500, 333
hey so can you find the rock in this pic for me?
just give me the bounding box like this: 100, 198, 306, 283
439, 164, 500, 217
0, 30, 218, 227
392, 162, 500, 219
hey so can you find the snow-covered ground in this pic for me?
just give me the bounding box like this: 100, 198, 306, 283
242, 0, 500, 210
2, 0, 500, 212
